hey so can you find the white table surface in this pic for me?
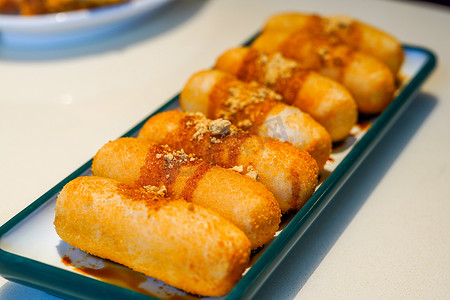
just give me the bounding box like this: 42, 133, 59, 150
0, 0, 449, 299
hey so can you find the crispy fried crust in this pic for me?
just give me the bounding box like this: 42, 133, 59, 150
138, 110, 319, 212
262, 13, 404, 75
215, 47, 358, 141
252, 31, 396, 114
92, 137, 281, 248
54, 176, 251, 297
179, 70, 331, 170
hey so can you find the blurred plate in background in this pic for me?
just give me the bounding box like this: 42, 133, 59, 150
0, 0, 172, 47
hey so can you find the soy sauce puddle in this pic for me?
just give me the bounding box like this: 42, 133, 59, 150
61, 247, 202, 299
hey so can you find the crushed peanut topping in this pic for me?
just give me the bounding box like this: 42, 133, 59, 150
230, 165, 244, 173
245, 165, 259, 180
209, 118, 231, 136
323, 16, 353, 34
143, 185, 168, 197
219, 84, 282, 120
174, 149, 188, 162
210, 137, 221, 144
164, 153, 174, 163
258, 52, 298, 86
185, 111, 206, 118
249, 81, 283, 100
187, 113, 236, 142
229, 164, 258, 180
157, 147, 191, 169
189, 114, 210, 141
318, 47, 331, 63
259, 54, 268, 64
237, 119, 253, 129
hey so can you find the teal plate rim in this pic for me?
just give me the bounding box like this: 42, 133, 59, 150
0, 42, 437, 300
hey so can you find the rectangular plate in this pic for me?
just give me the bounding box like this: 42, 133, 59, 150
0, 44, 436, 300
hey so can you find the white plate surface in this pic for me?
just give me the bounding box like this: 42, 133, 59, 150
0, 0, 172, 46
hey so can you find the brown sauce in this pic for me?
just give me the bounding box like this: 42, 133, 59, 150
61, 255, 201, 299
350, 117, 373, 137
355, 122, 371, 132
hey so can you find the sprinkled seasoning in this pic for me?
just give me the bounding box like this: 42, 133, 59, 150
245, 165, 259, 180
187, 112, 236, 144
323, 16, 353, 35
143, 185, 168, 197
179, 111, 254, 168
217, 82, 281, 124
226, 85, 280, 114
191, 119, 209, 141
259, 53, 298, 86
208, 77, 281, 134
209, 118, 231, 136
228, 164, 258, 180
164, 153, 174, 163
136, 144, 200, 193
210, 137, 221, 144
116, 183, 171, 211
236, 49, 309, 106
237, 119, 253, 129
230, 165, 244, 173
